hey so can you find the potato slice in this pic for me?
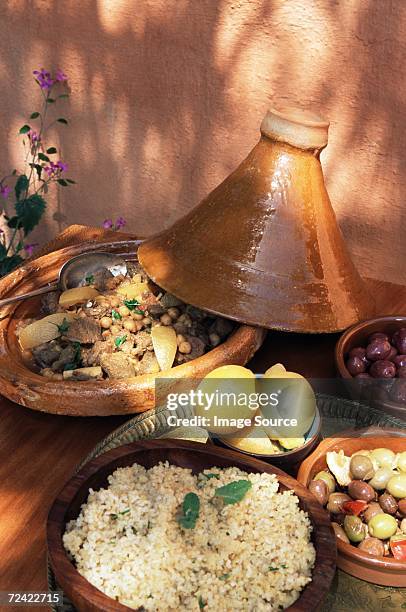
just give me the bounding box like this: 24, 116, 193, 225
151, 326, 177, 371
117, 281, 149, 300
19, 313, 76, 350
63, 366, 103, 381
59, 287, 100, 308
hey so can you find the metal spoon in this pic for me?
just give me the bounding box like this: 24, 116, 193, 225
0, 252, 128, 308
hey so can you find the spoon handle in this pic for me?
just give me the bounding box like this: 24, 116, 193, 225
0, 282, 59, 307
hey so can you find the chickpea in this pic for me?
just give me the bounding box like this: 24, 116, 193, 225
102, 330, 111, 339
167, 307, 180, 320
142, 316, 152, 326
179, 341, 192, 354
118, 305, 130, 317
135, 321, 144, 331
160, 313, 173, 326
110, 324, 122, 335
100, 316, 112, 329
178, 313, 192, 326
109, 296, 120, 308
123, 319, 137, 333
132, 312, 144, 321
177, 334, 186, 346
209, 332, 221, 347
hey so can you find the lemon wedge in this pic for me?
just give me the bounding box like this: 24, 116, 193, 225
151, 326, 177, 371
277, 437, 305, 450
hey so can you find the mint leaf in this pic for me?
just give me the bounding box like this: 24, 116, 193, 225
123, 299, 139, 310
85, 274, 94, 285
114, 334, 127, 348
214, 480, 252, 505
112, 309, 122, 321
57, 317, 70, 334
177, 492, 200, 529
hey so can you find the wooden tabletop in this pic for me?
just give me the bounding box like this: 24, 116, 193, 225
0, 227, 405, 611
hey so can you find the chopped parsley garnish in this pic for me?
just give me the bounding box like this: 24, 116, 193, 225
85, 274, 95, 285
112, 309, 122, 321
123, 299, 140, 310
114, 334, 127, 348
198, 595, 207, 609
219, 573, 230, 580
214, 480, 252, 505
268, 564, 286, 571
177, 492, 200, 529
63, 341, 82, 371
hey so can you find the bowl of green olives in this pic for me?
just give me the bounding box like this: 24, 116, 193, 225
297, 431, 406, 586
335, 316, 406, 419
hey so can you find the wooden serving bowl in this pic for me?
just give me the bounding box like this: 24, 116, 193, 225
297, 430, 406, 586
335, 316, 406, 419
0, 238, 265, 416
47, 439, 336, 612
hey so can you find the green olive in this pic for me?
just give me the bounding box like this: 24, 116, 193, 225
397, 451, 406, 473
386, 474, 406, 499
368, 513, 397, 539
314, 470, 335, 494
344, 515, 366, 543
368, 467, 394, 491
350, 455, 375, 480
370, 448, 395, 468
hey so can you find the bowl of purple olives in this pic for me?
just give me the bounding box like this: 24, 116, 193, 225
335, 317, 406, 419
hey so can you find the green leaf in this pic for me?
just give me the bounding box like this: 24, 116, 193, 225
219, 573, 230, 581
123, 299, 140, 310
30, 112, 40, 119
15, 194, 46, 236
214, 480, 252, 505
14, 174, 29, 200
0, 244, 7, 260
66, 178, 76, 184
112, 309, 122, 321
58, 93, 70, 99
268, 564, 286, 571
57, 117, 68, 124
198, 595, 207, 610
46, 147, 57, 154
15, 241, 24, 253
57, 318, 70, 334
203, 473, 220, 480
38, 153, 50, 162
0, 253, 24, 276
57, 179, 68, 186
85, 274, 95, 285
114, 334, 127, 348
177, 492, 200, 529
19, 125, 31, 134
7, 216, 21, 229
46, 97, 56, 103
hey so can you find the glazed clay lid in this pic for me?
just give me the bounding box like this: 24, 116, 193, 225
138, 109, 374, 333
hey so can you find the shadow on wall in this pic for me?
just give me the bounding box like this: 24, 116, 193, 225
0, 0, 404, 283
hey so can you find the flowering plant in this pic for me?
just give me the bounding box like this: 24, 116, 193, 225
0, 68, 75, 276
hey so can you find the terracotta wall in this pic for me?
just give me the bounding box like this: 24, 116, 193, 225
0, 0, 405, 284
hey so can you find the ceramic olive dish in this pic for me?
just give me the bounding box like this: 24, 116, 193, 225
297, 431, 406, 587
47, 439, 336, 612
335, 316, 406, 419
0, 239, 265, 416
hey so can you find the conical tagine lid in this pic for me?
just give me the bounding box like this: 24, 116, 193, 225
138, 107, 375, 332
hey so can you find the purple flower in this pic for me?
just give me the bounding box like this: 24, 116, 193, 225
24, 243, 38, 257
115, 216, 126, 230
103, 219, 113, 229
55, 69, 68, 82
0, 184, 11, 199
33, 68, 54, 90
56, 160, 68, 173
28, 130, 41, 143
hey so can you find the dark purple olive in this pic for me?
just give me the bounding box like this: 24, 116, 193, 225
355, 373, 371, 379
399, 499, 406, 516
390, 379, 406, 404
392, 328, 406, 354
349, 347, 370, 367
393, 355, 406, 368
369, 332, 389, 343
348, 480, 375, 502
386, 345, 398, 361
379, 493, 398, 515
346, 356, 367, 376
309, 479, 329, 506
363, 502, 384, 523
397, 366, 406, 379
369, 360, 396, 378
366, 339, 391, 362
358, 537, 385, 557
